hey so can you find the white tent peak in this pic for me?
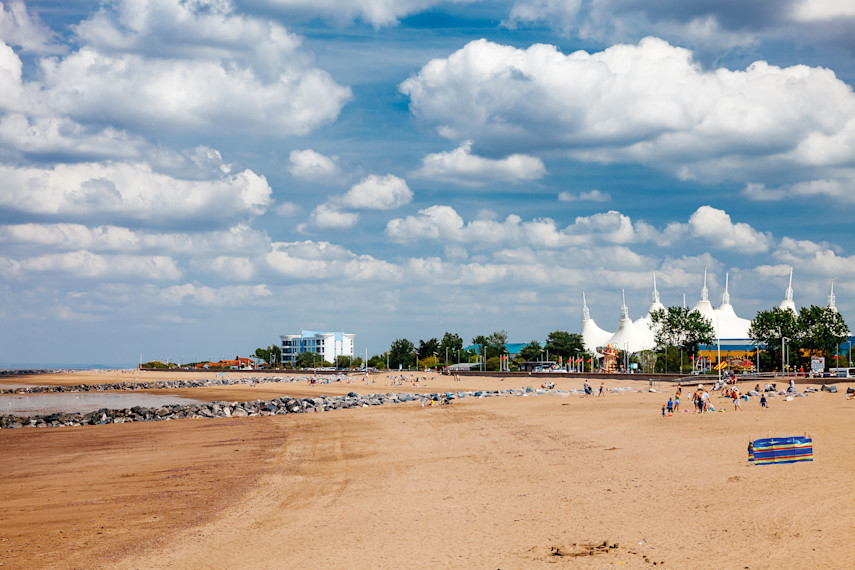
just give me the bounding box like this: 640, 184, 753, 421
634, 273, 663, 349
581, 290, 591, 321
721, 272, 731, 306
779, 267, 798, 315
692, 268, 716, 322
713, 272, 750, 339
827, 278, 837, 313
608, 289, 655, 353
580, 291, 614, 353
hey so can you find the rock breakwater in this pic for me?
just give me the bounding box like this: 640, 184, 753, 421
0, 385, 612, 429
0, 374, 346, 395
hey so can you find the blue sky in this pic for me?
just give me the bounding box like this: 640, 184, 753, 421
1, 0, 854, 366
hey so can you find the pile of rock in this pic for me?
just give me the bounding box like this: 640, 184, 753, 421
0, 375, 331, 395
0, 386, 633, 429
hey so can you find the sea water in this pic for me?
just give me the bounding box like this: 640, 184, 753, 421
0, 393, 207, 416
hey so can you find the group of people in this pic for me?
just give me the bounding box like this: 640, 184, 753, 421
663, 382, 768, 416
581, 381, 604, 396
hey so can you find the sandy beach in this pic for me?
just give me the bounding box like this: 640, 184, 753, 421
1, 369, 854, 569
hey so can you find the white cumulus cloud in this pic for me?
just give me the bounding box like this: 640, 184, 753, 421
6, 0, 351, 138
686, 206, 775, 253
385, 205, 651, 248
306, 203, 360, 230
0, 0, 63, 54
400, 37, 855, 187
1, 251, 181, 280
266, 240, 401, 281
0, 161, 273, 222
340, 174, 413, 210
412, 141, 545, 186
158, 283, 272, 306
288, 149, 340, 180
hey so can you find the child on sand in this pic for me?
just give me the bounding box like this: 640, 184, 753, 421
760, 394, 767, 410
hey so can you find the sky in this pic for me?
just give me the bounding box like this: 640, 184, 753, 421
1, 0, 854, 367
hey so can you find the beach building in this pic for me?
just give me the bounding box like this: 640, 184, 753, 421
280, 330, 355, 365
579, 268, 852, 371
606, 289, 654, 354
580, 291, 613, 353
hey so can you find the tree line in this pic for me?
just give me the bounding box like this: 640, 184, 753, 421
249, 303, 849, 372
380, 330, 588, 372
649, 304, 850, 373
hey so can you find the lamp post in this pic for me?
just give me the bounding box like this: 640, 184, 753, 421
413, 349, 418, 371
782, 337, 790, 376
445, 347, 449, 369
848, 341, 852, 367
433, 352, 438, 371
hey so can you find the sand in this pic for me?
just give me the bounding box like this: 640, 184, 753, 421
1, 370, 853, 569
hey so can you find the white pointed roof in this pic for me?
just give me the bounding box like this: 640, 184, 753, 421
580, 292, 613, 352
713, 273, 751, 339
607, 290, 655, 353
779, 267, 799, 315
634, 272, 664, 347
827, 279, 837, 313
691, 266, 716, 322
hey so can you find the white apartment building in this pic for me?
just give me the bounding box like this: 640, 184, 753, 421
280, 330, 355, 365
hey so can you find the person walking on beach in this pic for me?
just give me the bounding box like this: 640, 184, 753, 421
598, 382, 605, 397
666, 398, 673, 415
674, 395, 680, 412
732, 388, 742, 411
760, 394, 767, 410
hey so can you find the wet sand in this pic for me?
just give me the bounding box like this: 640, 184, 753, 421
1, 370, 853, 568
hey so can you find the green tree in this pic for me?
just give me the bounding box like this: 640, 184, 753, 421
438, 332, 464, 363
798, 305, 850, 366
486, 330, 509, 358
389, 338, 416, 369
295, 351, 324, 368
418, 337, 439, 360
367, 354, 386, 369
651, 307, 715, 370
269, 344, 281, 367
748, 307, 800, 370
335, 355, 353, 368
544, 331, 584, 362
255, 347, 271, 364
518, 340, 543, 362
471, 331, 508, 367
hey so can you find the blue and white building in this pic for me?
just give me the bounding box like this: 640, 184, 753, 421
280, 330, 355, 365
